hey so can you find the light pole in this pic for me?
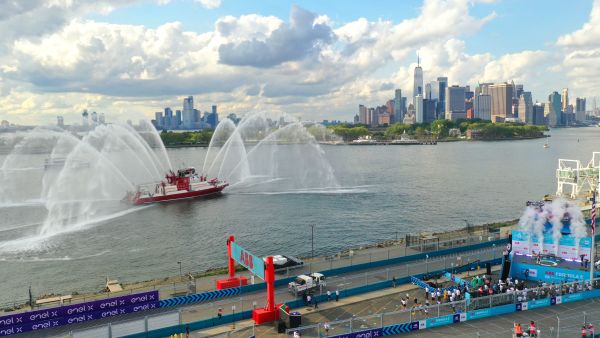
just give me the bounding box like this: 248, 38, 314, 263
232, 305, 236, 329
177, 261, 182, 279
426, 254, 429, 274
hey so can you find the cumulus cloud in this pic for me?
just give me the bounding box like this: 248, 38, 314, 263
556, 0, 600, 98
1, 0, 560, 124
218, 6, 333, 68
196, 0, 222, 9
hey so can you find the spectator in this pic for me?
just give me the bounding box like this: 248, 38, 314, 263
335, 290, 339, 302
327, 290, 331, 301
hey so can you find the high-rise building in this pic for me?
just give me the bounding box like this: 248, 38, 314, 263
518, 92, 533, 124
489, 83, 514, 122
353, 114, 359, 124
533, 103, 545, 125
206, 106, 219, 128
394, 89, 402, 123
368, 107, 375, 126
91, 111, 98, 124
413, 57, 423, 104
57, 116, 64, 128
175, 110, 182, 128
164, 107, 173, 129
423, 99, 437, 123
437, 77, 448, 118
474, 94, 492, 120
547, 91, 562, 127
182, 96, 194, 129
561, 88, 569, 112
154, 111, 163, 128
401, 97, 407, 115
515, 84, 524, 100
425, 83, 432, 100
475, 82, 493, 96
430, 81, 439, 100
576, 97, 587, 122
415, 94, 424, 123
445, 85, 466, 121
358, 104, 368, 124
99, 113, 105, 124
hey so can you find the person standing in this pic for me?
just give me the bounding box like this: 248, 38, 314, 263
217, 308, 222, 320
335, 290, 339, 302
327, 290, 331, 301
314, 297, 318, 309
306, 294, 311, 307
323, 322, 330, 336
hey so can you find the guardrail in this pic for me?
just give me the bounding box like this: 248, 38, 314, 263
287, 277, 600, 337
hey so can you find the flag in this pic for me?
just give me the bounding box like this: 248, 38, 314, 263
592, 191, 597, 235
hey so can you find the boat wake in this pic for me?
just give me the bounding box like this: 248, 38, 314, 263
235, 185, 371, 195
0, 250, 110, 263
0, 206, 151, 253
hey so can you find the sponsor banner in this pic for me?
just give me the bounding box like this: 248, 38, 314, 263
329, 328, 382, 338
0, 301, 159, 337
468, 304, 514, 320
410, 321, 420, 331
511, 262, 588, 283
528, 299, 550, 310
555, 296, 562, 305
562, 293, 583, 303
230, 242, 265, 280
0, 291, 158, 328
426, 314, 454, 328
512, 230, 591, 260
521, 302, 529, 311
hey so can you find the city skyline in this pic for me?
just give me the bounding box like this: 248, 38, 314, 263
0, 0, 599, 125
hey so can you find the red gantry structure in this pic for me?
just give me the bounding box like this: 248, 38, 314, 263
216, 235, 280, 324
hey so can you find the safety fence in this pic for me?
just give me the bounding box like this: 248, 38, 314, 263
287, 278, 600, 338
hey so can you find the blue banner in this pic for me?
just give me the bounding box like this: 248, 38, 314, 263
528, 298, 550, 310
426, 314, 454, 328
0, 299, 159, 337
329, 328, 383, 338
0, 290, 158, 328
230, 242, 265, 280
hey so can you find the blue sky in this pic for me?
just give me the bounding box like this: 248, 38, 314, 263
1, 0, 598, 124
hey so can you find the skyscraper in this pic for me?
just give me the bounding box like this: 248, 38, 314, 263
474, 94, 492, 120
154, 111, 163, 129
445, 85, 466, 121
415, 94, 424, 123
518, 92, 533, 124
533, 103, 545, 125
175, 110, 182, 129
576, 97, 587, 122
358, 104, 368, 124
437, 77, 448, 118
182, 96, 194, 129
425, 83, 432, 100
207, 105, 219, 128
164, 107, 173, 129
475, 82, 493, 96
394, 89, 402, 123
489, 83, 514, 122
561, 88, 569, 112
548, 91, 562, 127
413, 56, 423, 104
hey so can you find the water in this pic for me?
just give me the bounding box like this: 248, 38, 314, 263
0, 126, 598, 305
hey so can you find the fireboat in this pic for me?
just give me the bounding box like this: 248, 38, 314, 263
124, 167, 228, 205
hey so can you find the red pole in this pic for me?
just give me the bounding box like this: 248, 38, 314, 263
227, 235, 235, 279
265, 256, 275, 311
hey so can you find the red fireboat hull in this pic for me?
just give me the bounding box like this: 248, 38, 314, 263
131, 184, 228, 205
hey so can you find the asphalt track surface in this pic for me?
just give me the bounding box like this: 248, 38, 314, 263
399, 298, 600, 337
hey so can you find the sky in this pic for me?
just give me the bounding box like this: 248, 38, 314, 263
0, 0, 599, 125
